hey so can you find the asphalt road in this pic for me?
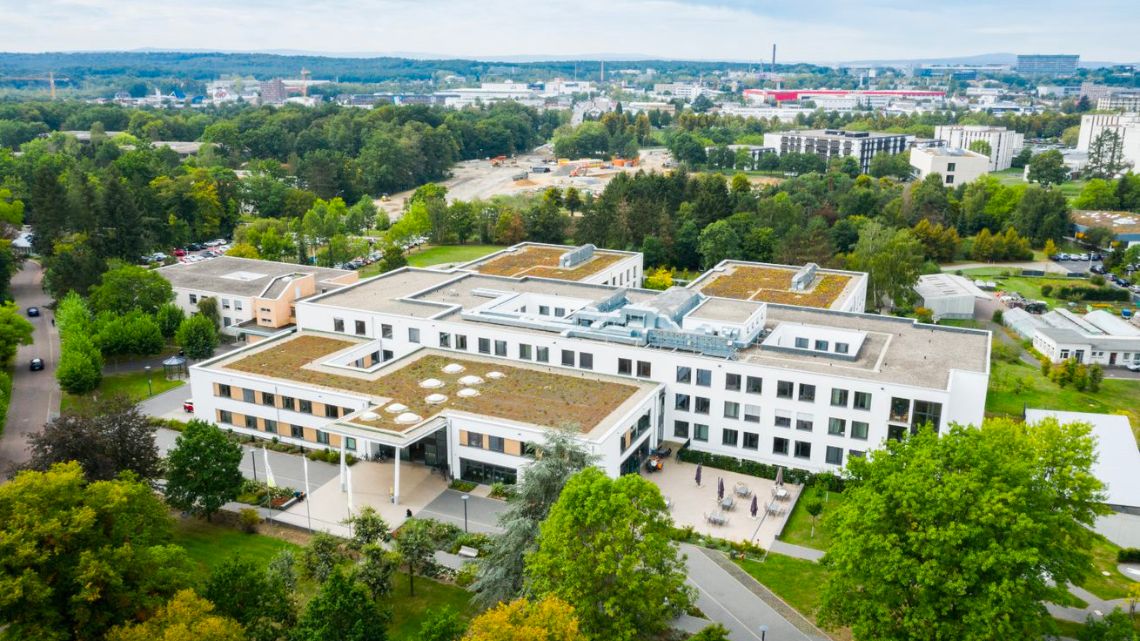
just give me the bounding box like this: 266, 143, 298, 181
0, 260, 60, 478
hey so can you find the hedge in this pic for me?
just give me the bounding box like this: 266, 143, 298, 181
1118, 548, 1140, 563
676, 448, 847, 492
1055, 286, 1131, 302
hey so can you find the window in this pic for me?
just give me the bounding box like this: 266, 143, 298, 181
291, 425, 304, 439
828, 417, 846, 436
912, 400, 943, 432
835, 342, 849, 354
695, 397, 710, 415
408, 328, 420, 343
539, 305, 550, 316
325, 405, 339, 418
637, 361, 652, 378
355, 320, 366, 335
261, 392, 275, 407
743, 432, 759, 450
890, 397, 910, 423
744, 404, 761, 423
333, 318, 345, 332
945, 174, 955, 184
794, 441, 812, 459
696, 369, 712, 387
263, 419, 277, 434
798, 384, 816, 402
777, 381, 794, 399
222, 299, 231, 309
830, 388, 849, 407
242, 388, 255, 403
439, 332, 451, 348
947, 162, 956, 172
775, 412, 792, 428
189, 293, 198, 304
456, 335, 468, 350
223, 317, 232, 327
494, 340, 507, 357
316, 431, 330, 445
299, 400, 312, 414
382, 349, 393, 361
561, 350, 575, 366
217, 384, 231, 398
693, 424, 709, 442
281, 396, 295, 411
725, 373, 741, 391
554, 307, 565, 317
849, 449, 866, 460
674, 420, 690, 439
722, 428, 739, 447
675, 394, 691, 411
467, 432, 483, 449
345, 437, 356, 451
219, 410, 233, 424
519, 344, 533, 360
888, 425, 907, 441
536, 347, 549, 363
381, 324, 393, 339
773, 437, 789, 455
851, 421, 869, 440
723, 401, 740, 419
579, 352, 593, 370
795, 336, 808, 349
234, 300, 242, 311
618, 358, 632, 375
244, 415, 258, 429
746, 376, 762, 394
676, 366, 692, 383
825, 446, 844, 466
488, 436, 505, 453
478, 338, 491, 354
796, 416, 814, 431
854, 391, 872, 410
815, 339, 829, 351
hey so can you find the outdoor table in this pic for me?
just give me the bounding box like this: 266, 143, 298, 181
720, 496, 736, 511
734, 483, 752, 498
707, 512, 727, 526
773, 487, 789, 501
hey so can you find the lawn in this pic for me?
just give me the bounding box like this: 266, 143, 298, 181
779, 490, 846, 551
172, 516, 300, 585
61, 370, 185, 413
389, 573, 476, 641
407, 244, 502, 268
990, 169, 1087, 204
736, 553, 833, 625
1080, 534, 1135, 601
959, 269, 1134, 315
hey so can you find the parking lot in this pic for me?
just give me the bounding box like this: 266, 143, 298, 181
142, 237, 232, 265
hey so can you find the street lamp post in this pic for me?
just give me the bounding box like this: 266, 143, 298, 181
250, 449, 258, 483
461, 494, 470, 533
144, 365, 153, 397
758, 624, 768, 641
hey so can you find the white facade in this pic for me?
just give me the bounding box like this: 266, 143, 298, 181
909, 147, 990, 186
913, 273, 990, 320
1077, 113, 1140, 169
763, 129, 913, 174
933, 125, 1025, 172
1029, 309, 1140, 367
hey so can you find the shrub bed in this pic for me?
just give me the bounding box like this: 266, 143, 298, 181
1118, 548, 1140, 563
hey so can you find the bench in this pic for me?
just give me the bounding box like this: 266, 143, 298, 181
458, 546, 479, 559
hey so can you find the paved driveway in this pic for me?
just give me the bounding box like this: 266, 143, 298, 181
0, 260, 60, 478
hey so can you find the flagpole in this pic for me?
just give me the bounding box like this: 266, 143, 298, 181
346, 463, 354, 539
262, 446, 276, 525
303, 453, 313, 532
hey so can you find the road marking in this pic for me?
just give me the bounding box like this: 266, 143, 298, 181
686, 573, 768, 641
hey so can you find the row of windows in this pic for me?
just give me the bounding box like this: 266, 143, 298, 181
217, 410, 356, 450
675, 367, 873, 410
672, 420, 861, 465
188, 293, 243, 311
216, 384, 353, 418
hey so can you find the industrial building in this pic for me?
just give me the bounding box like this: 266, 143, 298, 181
762, 129, 913, 174
913, 274, 991, 321
909, 147, 990, 185
1016, 54, 1080, 76
1017, 308, 1140, 367
932, 125, 1025, 172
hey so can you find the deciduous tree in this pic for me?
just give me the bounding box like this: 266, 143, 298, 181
164, 419, 244, 521
395, 518, 434, 597
106, 590, 245, 641
28, 395, 161, 481
176, 313, 219, 360
88, 263, 174, 315
463, 596, 580, 641
293, 569, 389, 641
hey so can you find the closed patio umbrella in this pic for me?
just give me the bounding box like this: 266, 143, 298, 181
751, 494, 758, 518
774, 466, 784, 487
695, 463, 702, 487
717, 477, 724, 501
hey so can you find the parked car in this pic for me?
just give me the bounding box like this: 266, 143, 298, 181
187, 242, 204, 251
173, 248, 187, 257
1059, 253, 1070, 261
29, 358, 44, 371
1126, 362, 1140, 372
182, 399, 195, 413
26, 306, 39, 317
1078, 253, 1089, 261
1091, 265, 1106, 274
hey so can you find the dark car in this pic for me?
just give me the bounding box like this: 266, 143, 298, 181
26, 307, 39, 317
187, 242, 204, 251
1091, 265, 1106, 274
29, 358, 44, 371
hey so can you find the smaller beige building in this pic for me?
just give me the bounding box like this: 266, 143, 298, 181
909, 147, 989, 186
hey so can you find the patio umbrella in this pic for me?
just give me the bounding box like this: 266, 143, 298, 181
774, 466, 784, 487
751, 494, 759, 518
717, 477, 724, 501
695, 463, 702, 487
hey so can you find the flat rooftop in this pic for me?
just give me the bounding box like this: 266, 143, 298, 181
309, 268, 989, 390
915, 273, 992, 300
915, 146, 986, 159
460, 243, 634, 281
1071, 210, 1140, 235
213, 333, 652, 437
688, 261, 861, 310
157, 257, 355, 298
779, 129, 908, 139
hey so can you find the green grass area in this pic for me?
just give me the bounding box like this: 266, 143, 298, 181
779, 490, 847, 551
736, 553, 832, 622
172, 516, 300, 585
61, 370, 185, 413
958, 269, 1136, 315
987, 357, 1140, 434
989, 168, 1087, 203
406, 244, 502, 268
388, 573, 476, 641
937, 318, 983, 329
1080, 534, 1135, 601
0, 365, 12, 439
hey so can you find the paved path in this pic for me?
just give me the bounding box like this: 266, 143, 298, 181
417, 489, 508, 535
1096, 513, 1140, 549
156, 427, 341, 491
770, 541, 826, 562
941, 261, 1069, 274
0, 260, 60, 478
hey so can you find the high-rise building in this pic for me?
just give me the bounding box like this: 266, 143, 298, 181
762, 129, 912, 174
932, 125, 1025, 172
1016, 54, 1080, 76
259, 79, 287, 105
1077, 113, 1140, 168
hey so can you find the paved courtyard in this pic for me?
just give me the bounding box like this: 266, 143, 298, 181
644, 457, 799, 548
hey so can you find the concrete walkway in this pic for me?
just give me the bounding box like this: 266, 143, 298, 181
769, 541, 826, 562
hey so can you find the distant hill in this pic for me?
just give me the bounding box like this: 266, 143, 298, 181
836, 52, 1132, 69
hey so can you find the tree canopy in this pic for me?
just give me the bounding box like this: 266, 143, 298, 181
27, 395, 161, 481
163, 419, 244, 521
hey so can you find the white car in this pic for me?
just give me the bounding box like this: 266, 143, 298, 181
1126, 362, 1140, 373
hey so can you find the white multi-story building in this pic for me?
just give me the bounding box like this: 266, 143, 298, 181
909, 147, 990, 186
1077, 113, 1140, 169
933, 125, 1025, 171
762, 129, 913, 174
1024, 309, 1140, 367
1096, 96, 1140, 112
186, 246, 990, 495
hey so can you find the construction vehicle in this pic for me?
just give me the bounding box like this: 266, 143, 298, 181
490, 155, 508, 167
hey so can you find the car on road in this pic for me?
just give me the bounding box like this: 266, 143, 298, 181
29, 358, 44, 371
182, 399, 195, 413
1091, 265, 1106, 274
26, 306, 39, 317
1059, 253, 1070, 261
1126, 362, 1140, 372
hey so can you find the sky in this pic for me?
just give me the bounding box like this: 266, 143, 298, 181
2, 0, 1138, 63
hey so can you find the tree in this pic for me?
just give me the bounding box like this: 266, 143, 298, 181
463, 596, 580, 641
967, 139, 992, 158
156, 302, 186, 339
525, 467, 693, 641
1077, 608, 1137, 641
56, 332, 103, 394
176, 314, 219, 360
0, 301, 33, 365
396, 518, 434, 597
204, 556, 295, 641
1011, 147, 1033, 169
95, 310, 165, 357
28, 395, 161, 481
354, 544, 398, 601
164, 419, 244, 521
697, 219, 741, 269
868, 152, 912, 180
643, 267, 674, 291
301, 532, 349, 583
687, 624, 732, 641
344, 505, 390, 549
472, 429, 596, 609
563, 187, 583, 215
225, 242, 260, 258
293, 568, 389, 641
379, 242, 408, 273
1028, 150, 1069, 186
1086, 129, 1129, 179
819, 417, 1107, 641
416, 607, 467, 641
1043, 239, 1059, 259
1074, 178, 1122, 211
848, 222, 924, 310
88, 264, 174, 315
804, 494, 824, 538
0, 462, 195, 641
106, 590, 245, 641
198, 295, 221, 329
1013, 185, 1069, 246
